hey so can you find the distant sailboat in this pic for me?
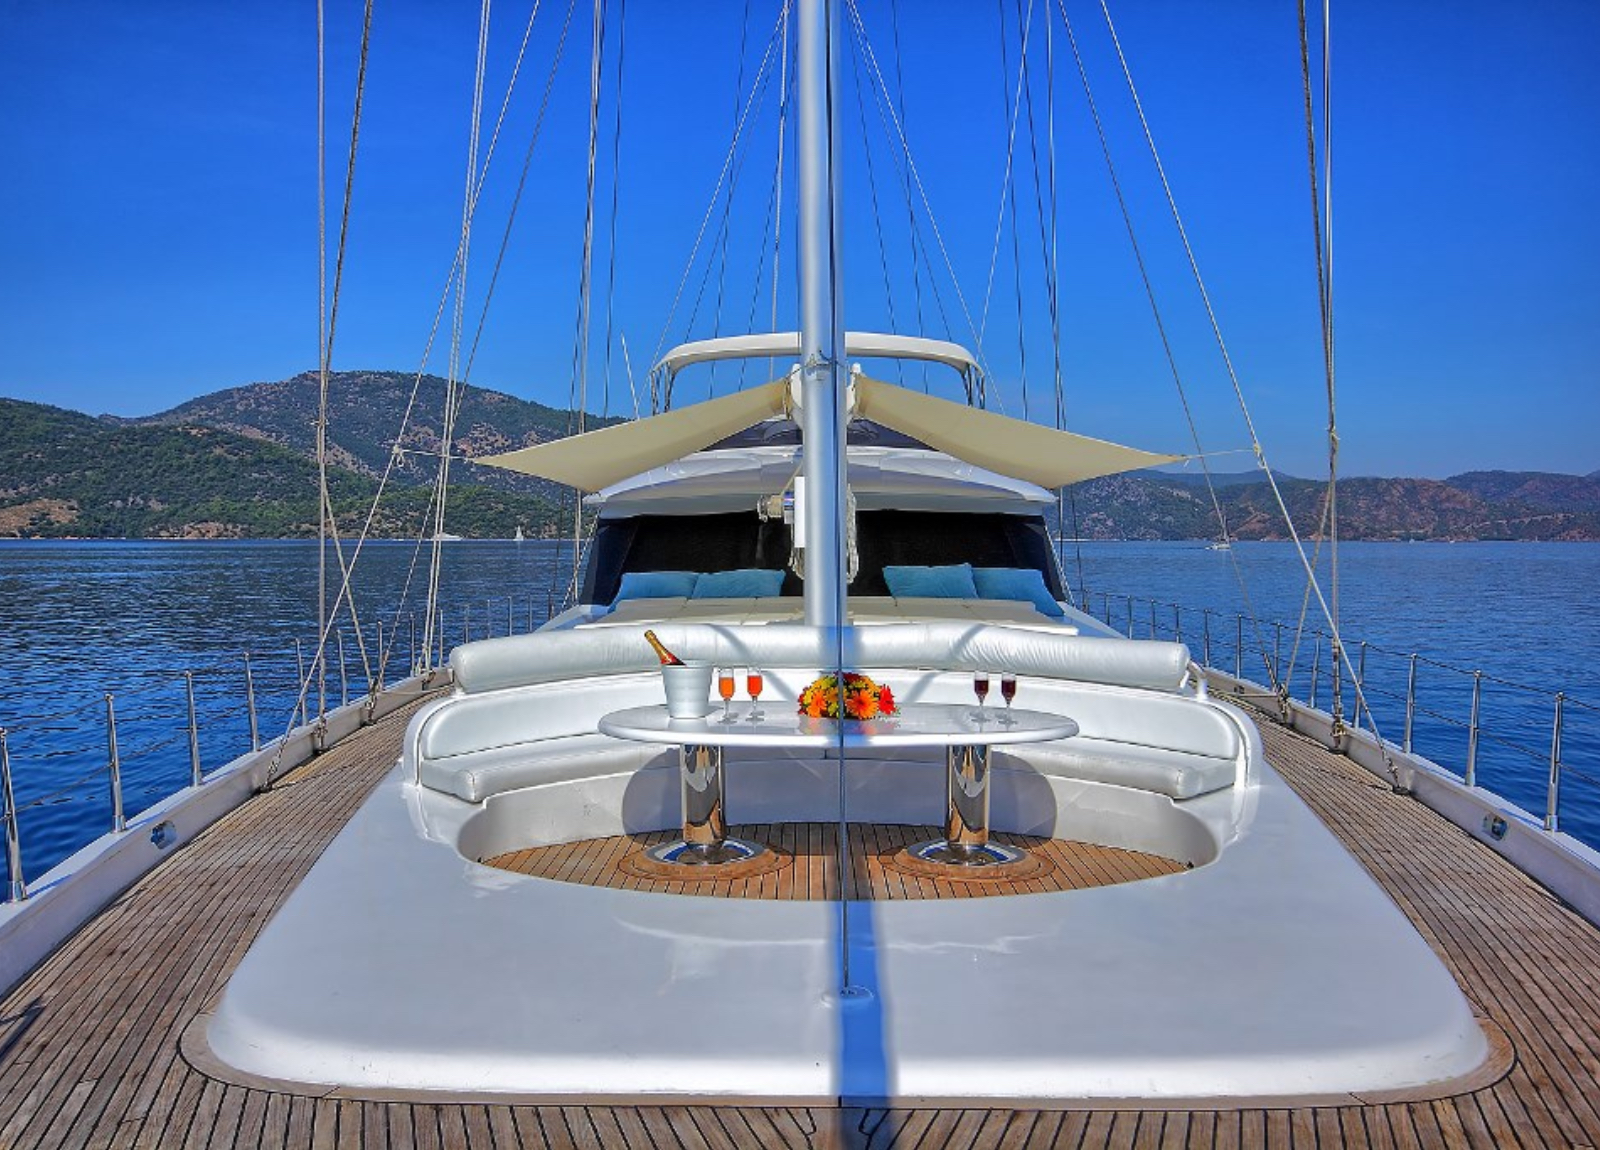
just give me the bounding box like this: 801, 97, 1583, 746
513, 525, 525, 543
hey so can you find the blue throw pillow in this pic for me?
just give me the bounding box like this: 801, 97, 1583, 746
612, 570, 699, 603
691, 568, 786, 599
882, 563, 979, 599
972, 566, 1066, 617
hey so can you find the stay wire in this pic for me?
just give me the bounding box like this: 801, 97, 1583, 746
599, 0, 628, 419
845, 3, 960, 363
648, 2, 791, 395
564, 0, 608, 597
1054, 0, 1278, 690
845, 0, 995, 392
886, 0, 929, 391
847, 26, 903, 385
707, 0, 756, 400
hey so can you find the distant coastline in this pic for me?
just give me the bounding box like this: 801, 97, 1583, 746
3, 375, 1597, 543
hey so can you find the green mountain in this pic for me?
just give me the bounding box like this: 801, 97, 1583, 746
0, 397, 566, 539
135, 370, 623, 502
1066, 472, 1600, 541
4, 371, 1598, 541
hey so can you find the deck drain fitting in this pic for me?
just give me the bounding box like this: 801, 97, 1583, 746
1482, 815, 1508, 841
150, 821, 177, 849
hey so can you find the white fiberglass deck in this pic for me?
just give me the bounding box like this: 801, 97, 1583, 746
203, 746, 1488, 1102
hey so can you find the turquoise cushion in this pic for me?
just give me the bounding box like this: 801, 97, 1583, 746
612, 570, 699, 603
973, 566, 1065, 617
691, 568, 786, 599
882, 563, 979, 599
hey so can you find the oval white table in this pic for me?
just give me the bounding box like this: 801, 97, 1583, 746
598, 702, 1079, 869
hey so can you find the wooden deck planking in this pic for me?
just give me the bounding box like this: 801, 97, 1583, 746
484, 823, 1183, 899
2, 699, 1600, 1146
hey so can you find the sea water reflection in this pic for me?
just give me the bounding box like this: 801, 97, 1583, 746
0, 538, 1595, 883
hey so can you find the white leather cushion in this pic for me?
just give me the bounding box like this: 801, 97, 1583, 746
995, 738, 1236, 800
419, 734, 675, 803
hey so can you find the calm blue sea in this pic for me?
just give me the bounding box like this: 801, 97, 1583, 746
1, 539, 1596, 887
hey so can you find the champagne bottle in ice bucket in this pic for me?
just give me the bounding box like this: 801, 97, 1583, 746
644, 630, 684, 666
647, 631, 711, 717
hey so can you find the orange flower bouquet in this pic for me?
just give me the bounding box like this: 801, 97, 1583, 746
796, 672, 897, 720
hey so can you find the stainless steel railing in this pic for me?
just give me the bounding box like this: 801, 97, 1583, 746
1074, 586, 1594, 844
2, 592, 557, 903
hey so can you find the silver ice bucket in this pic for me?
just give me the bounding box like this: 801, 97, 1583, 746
661, 662, 714, 718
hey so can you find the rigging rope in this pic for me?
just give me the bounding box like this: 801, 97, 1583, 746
847, 28, 904, 384
845, 0, 995, 394
1299, 0, 1342, 728
886, 0, 930, 392
768, 4, 792, 382
647, 3, 790, 407
313, 0, 377, 719
1053, 0, 1281, 689
599, 0, 628, 420
1000, 0, 1033, 421
421, 0, 495, 666
565, 0, 608, 597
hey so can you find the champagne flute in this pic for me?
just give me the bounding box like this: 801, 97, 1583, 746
999, 671, 1018, 725
746, 667, 765, 721
972, 670, 990, 721
717, 666, 737, 723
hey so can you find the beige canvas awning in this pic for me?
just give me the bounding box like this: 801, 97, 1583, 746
473, 371, 1179, 492
853, 375, 1182, 487
471, 380, 789, 492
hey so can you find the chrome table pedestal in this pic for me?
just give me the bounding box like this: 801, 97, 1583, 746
908, 743, 1026, 867
644, 743, 766, 867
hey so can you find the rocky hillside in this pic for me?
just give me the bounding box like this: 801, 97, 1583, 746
1065, 471, 1600, 541
135, 370, 625, 501
0, 397, 564, 539
2, 371, 1596, 541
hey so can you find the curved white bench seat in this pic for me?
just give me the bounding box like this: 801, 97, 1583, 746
995, 738, 1235, 801
405, 623, 1249, 807
418, 734, 675, 804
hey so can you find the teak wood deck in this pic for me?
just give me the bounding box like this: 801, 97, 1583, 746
4, 697, 1600, 1148
484, 824, 1185, 898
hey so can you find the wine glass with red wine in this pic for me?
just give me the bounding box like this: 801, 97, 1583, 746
999, 672, 1018, 725
972, 670, 991, 721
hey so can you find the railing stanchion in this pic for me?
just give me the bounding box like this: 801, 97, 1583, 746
1202, 610, 1212, 668
1310, 636, 1321, 710
2, 728, 25, 902
527, 597, 535, 633
410, 614, 418, 675
507, 596, 513, 636
1465, 670, 1482, 789
374, 621, 385, 694
463, 604, 471, 647
1545, 693, 1564, 833
294, 639, 309, 729
485, 598, 493, 638
1235, 614, 1243, 679
1102, 591, 1111, 627
185, 671, 202, 788
1173, 604, 1183, 645
244, 653, 260, 752
1356, 641, 1368, 727
1149, 599, 1157, 640
1125, 597, 1133, 639
1274, 622, 1283, 684
1404, 653, 1418, 754
336, 628, 349, 707
105, 694, 125, 834
436, 608, 446, 664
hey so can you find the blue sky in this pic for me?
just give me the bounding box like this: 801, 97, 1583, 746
1, 0, 1595, 480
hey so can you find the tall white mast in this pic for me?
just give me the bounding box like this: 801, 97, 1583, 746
796, 0, 848, 631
